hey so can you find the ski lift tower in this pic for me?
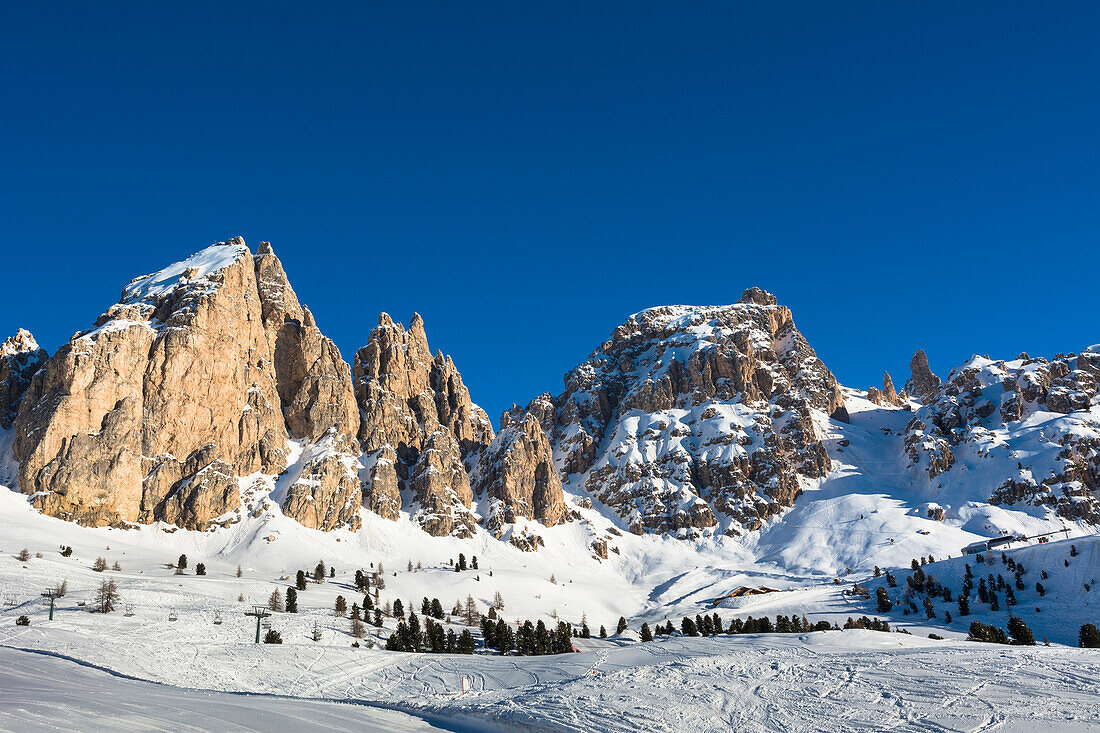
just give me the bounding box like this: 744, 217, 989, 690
41, 588, 61, 620
245, 605, 272, 643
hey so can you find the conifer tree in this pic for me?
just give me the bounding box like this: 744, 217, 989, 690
431, 598, 443, 619
599, 625, 607, 638
296, 570, 307, 590
335, 595, 347, 616
178, 554, 188, 570
876, 586, 892, 612
268, 588, 284, 612
1079, 623, 1100, 648
1007, 616, 1035, 645
393, 598, 404, 618
195, 563, 206, 576
617, 616, 628, 634
641, 623, 654, 642
286, 587, 298, 613
314, 560, 326, 582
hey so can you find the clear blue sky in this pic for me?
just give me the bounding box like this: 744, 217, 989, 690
2, 3, 1098, 425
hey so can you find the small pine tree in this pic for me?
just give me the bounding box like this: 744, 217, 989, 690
1071, 544, 1079, 557
374, 609, 383, 627
876, 586, 892, 613
15, 548, 31, 562
195, 563, 206, 576
617, 617, 628, 634
464, 595, 478, 626
264, 629, 283, 644
178, 554, 188, 570
640, 622, 653, 642
550, 573, 557, 585
393, 599, 404, 617
314, 560, 327, 582
431, 598, 443, 619
237, 565, 243, 578
944, 611, 952, 623
408, 560, 413, 572
268, 588, 284, 612
93, 557, 108, 572
296, 570, 307, 591
330, 566, 335, 578
286, 587, 298, 613
1079, 623, 1100, 648
112, 561, 122, 572
873, 566, 881, 578
958, 595, 970, 616
493, 591, 505, 610
335, 595, 347, 616
471, 556, 479, 570
458, 553, 467, 571
599, 625, 607, 638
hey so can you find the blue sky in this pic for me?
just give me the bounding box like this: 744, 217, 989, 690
2, 3, 1098, 425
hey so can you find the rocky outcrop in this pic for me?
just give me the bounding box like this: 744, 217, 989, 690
13, 238, 361, 531
352, 314, 493, 536
905, 349, 941, 403
904, 347, 1100, 522
280, 432, 362, 532
519, 288, 845, 536
0, 329, 47, 430
867, 371, 907, 407
472, 411, 566, 535
407, 430, 476, 537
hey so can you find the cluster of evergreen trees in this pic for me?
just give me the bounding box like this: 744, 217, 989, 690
967, 617, 1035, 645
385, 612, 476, 653
662, 612, 834, 637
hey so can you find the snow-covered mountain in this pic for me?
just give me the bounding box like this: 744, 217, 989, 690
4, 238, 1100, 730
1, 238, 1098, 579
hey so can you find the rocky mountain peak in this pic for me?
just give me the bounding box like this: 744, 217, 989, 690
0, 329, 47, 430
521, 295, 844, 536
905, 349, 941, 402
353, 313, 494, 536
868, 371, 907, 407
738, 286, 778, 306
12, 238, 361, 531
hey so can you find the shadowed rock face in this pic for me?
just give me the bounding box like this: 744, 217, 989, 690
515, 288, 845, 537
0, 329, 47, 430
13, 238, 361, 531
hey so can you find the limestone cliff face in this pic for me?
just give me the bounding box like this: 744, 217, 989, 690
472, 411, 566, 536
0, 329, 47, 430
13, 238, 361, 531
352, 314, 493, 536
517, 288, 845, 536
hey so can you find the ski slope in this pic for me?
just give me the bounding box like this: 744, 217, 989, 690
0, 646, 453, 733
